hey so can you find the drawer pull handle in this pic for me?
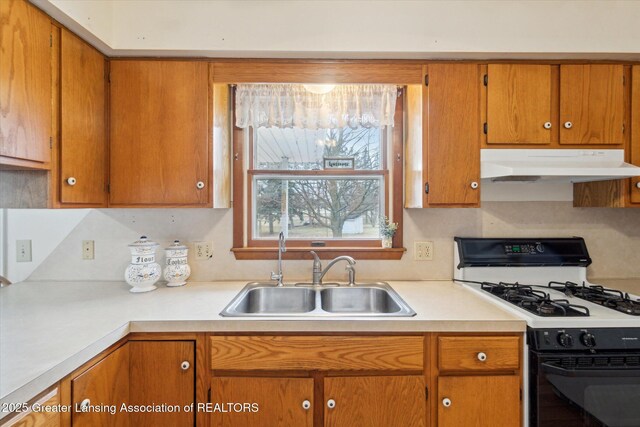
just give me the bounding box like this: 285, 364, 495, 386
442, 398, 452, 407
302, 400, 311, 410
67, 177, 77, 186
327, 399, 336, 409
477, 352, 487, 362
181, 361, 190, 370
79, 398, 91, 412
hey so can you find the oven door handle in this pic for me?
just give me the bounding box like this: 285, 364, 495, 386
542, 362, 640, 378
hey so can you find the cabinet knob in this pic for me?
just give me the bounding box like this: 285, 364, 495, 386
67, 177, 77, 186
636, 182, 640, 189
470, 181, 479, 189
79, 398, 91, 412
302, 400, 311, 410
327, 399, 336, 409
196, 181, 205, 189
477, 352, 487, 362
564, 121, 573, 129
543, 122, 552, 129
181, 361, 190, 370
442, 398, 452, 408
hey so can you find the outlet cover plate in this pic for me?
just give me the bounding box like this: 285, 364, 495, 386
414, 241, 433, 261
194, 241, 213, 260
16, 240, 32, 262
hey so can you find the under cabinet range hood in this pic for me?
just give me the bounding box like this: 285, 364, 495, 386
481, 149, 640, 183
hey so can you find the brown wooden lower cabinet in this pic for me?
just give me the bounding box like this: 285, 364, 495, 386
129, 340, 195, 427
210, 377, 314, 427
3, 388, 60, 427
437, 375, 520, 427
71, 343, 129, 427
324, 376, 426, 427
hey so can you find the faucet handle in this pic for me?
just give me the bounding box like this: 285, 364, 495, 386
310, 251, 321, 269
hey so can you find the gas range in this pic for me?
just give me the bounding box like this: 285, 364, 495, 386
454, 237, 640, 427
453, 237, 640, 329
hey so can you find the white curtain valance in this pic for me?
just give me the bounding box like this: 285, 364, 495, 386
235, 84, 398, 129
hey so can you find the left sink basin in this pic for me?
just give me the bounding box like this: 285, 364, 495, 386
221, 284, 316, 316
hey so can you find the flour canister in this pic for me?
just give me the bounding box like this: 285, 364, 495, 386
125, 236, 161, 293
163, 240, 191, 287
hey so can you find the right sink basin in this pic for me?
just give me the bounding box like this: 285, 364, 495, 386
321, 286, 404, 314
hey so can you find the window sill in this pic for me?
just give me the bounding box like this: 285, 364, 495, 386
231, 247, 406, 260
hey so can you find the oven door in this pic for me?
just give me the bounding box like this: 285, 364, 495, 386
531, 352, 640, 427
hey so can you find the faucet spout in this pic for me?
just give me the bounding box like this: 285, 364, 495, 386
270, 232, 286, 286
310, 252, 356, 286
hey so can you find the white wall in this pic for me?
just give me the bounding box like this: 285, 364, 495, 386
1, 210, 89, 283
17, 203, 640, 284
33, 0, 640, 59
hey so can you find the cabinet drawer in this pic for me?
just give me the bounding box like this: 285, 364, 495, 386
3, 388, 60, 427
438, 336, 519, 372
210, 336, 424, 371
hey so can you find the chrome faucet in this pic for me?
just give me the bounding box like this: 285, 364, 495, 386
310, 251, 356, 286
270, 232, 286, 286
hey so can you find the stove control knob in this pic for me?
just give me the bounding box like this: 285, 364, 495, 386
581, 333, 596, 348
557, 332, 574, 348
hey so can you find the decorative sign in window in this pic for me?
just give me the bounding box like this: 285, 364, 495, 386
323, 157, 355, 170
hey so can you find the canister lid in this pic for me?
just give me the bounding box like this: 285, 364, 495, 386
166, 240, 188, 250
128, 236, 159, 248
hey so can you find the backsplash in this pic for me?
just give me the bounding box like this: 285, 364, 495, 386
7, 202, 640, 283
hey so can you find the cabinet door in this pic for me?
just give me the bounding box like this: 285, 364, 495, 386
72, 344, 129, 427
424, 63, 481, 206
109, 60, 210, 206
210, 377, 313, 427
560, 64, 624, 145
4, 388, 60, 427
487, 64, 554, 145
631, 66, 640, 204
0, 0, 52, 166
129, 341, 195, 427
324, 376, 426, 427
438, 375, 520, 427
60, 28, 106, 205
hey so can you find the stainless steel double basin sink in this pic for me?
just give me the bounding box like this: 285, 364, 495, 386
220, 282, 416, 317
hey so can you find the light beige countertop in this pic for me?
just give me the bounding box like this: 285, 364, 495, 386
0, 280, 524, 414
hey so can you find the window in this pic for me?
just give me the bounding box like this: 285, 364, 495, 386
232, 84, 404, 260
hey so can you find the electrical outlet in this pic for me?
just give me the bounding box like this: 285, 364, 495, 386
82, 240, 95, 260
16, 240, 32, 262
414, 241, 433, 261
194, 241, 213, 260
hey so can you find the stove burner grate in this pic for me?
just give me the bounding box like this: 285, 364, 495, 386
548, 281, 640, 316
480, 281, 590, 317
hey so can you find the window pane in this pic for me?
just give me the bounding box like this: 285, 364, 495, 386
254, 177, 382, 239
254, 127, 383, 170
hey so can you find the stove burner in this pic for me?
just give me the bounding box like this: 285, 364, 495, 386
481, 282, 590, 317
548, 281, 640, 316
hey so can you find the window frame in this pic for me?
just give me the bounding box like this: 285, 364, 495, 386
232, 87, 405, 260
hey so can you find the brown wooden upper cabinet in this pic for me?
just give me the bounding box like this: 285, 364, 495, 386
487, 64, 555, 145
631, 65, 640, 205
487, 63, 625, 146
109, 60, 210, 207
59, 29, 107, 206
559, 64, 625, 145
0, 0, 52, 169
423, 63, 482, 207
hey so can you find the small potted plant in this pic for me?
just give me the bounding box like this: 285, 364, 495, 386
380, 216, 398, 248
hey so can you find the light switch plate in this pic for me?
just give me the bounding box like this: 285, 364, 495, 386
16, 240, 32, 262
414, 241, 433, 261
82, 240, 95, 260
